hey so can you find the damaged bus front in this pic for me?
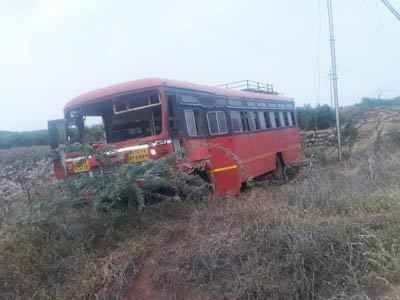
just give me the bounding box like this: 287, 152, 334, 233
48, 86, 173, 179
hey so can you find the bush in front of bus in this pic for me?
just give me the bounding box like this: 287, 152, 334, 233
60, 155, 210, 211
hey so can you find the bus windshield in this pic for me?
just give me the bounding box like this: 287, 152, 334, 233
109, 105, 162, 143
65, 91, 163, 145
109, 92, 162, 143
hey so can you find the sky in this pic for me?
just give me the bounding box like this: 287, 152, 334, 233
1, 0, 400, 131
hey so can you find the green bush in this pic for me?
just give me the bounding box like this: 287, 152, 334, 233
0, 130, 49, 149
57, 156, 210, 212
297, 104, 336, 131
359, 97, 400, 109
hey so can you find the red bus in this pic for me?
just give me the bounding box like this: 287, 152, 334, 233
48, 78, 302, 196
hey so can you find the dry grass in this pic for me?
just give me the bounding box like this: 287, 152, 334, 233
3, 108, 400, 299
0, 212, 149, 299
154, 185, 400, 299
153, 126, 400, 299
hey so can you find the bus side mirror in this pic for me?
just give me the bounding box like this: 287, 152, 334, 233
48, 119, 66, 149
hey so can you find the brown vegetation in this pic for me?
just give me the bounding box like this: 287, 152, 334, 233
2, 108, 400, 299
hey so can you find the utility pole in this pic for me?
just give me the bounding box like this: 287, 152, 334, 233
327, 0, 342, 161
381, 0, 400, 22
329, 69, 334, 107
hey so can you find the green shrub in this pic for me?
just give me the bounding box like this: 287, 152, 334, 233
297, 104, 336, 131
57, 156, 210, 212
0, 130, 49, 149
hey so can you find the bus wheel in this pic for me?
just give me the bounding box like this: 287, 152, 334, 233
273, 154, 288, 183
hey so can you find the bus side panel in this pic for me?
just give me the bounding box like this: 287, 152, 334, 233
183, 137, 241, 196
280, 128, 302, 165
209, 134, 262, 182
206, 136, 242, 196
184, 139, 210, 161
207, 128, 301, 183
212, 168, 241, 196
230, 134, 253, 181
247, 130, 277, 178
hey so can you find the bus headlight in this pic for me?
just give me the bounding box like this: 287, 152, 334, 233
150, 148, 157, 156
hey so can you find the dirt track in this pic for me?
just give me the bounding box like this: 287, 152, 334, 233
127, 253, 167, 300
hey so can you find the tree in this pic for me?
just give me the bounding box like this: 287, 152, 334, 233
297, 104, 335, 131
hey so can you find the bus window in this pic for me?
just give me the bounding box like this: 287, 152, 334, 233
248, 112, 258, 131
217, 111, 228, 133
258, 111, 266, 129
184, 110, 198, 137
274, 112, 281, 128
167, 95, 177, 133
279, 112, 285, 127
207, 111, 228, 135
240, 112, 250, 131
113, 92, 160, 114
230, 111, 243, 132
254, 112, 261, 130
269, 112, 276, 128
110, 106, 162, 142
264, 111, 272, 128
290, 111, 296, 126
287, 111, 293, 126
83, 116, 105, 144
283, 112, 290, 127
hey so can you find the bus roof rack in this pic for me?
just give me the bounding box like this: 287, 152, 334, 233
217, 80, 277, 95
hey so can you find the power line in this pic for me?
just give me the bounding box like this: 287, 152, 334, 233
380, 0, 400, 22
315, 0, 322, 105
327, 0, 342, 161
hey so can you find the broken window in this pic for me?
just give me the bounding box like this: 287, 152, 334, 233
113, 92, 160, 114
110, 105, 162, 142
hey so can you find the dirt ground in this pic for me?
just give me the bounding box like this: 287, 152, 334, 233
125, 188, 275, 300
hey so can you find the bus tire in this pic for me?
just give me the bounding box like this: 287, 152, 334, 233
273, 154, 288, 182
